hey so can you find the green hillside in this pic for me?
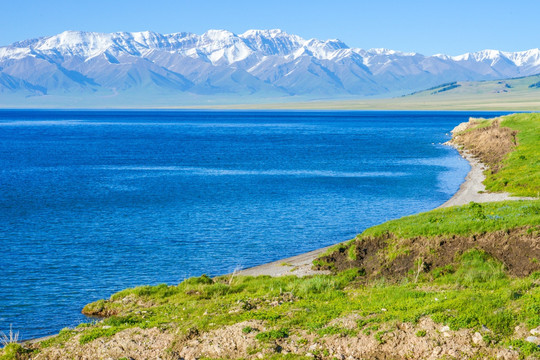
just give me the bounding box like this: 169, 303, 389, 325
206, 74, 540, 110
407, 74, 540, 98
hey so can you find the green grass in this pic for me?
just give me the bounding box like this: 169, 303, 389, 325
0, 344, 29, 360
255, 328, 289, 341
483, 113, 540, 197
43, 251, 539, 355
360, 200, 539, 240
347, 243, 357, 260
448, 249, 507, 288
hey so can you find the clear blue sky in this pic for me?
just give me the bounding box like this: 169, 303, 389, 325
2, 0, 538, 55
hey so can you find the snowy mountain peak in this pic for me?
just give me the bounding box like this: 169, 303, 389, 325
202, 29, 236, 42
240, 29, 289, 38
453, 49, 503, 62
367, 48, 417, 56
1, 29, 540, 104
30, 31, 112, 57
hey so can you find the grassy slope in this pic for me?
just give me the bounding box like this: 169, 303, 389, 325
362, 200, 539, 239
3, 114, 540, 359
483, 113, 540, 197
199, 74, 540, 111
406, 75, 540, 98
27, 246, 540, 358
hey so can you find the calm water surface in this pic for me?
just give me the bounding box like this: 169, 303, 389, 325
0, 110, 508, 339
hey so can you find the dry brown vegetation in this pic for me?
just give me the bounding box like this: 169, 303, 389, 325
451, 118, 518, 173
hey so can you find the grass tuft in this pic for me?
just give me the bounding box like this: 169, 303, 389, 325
0, 326, 18, 347
255, 328, 289, 341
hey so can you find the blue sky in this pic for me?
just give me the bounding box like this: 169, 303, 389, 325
2, 0, 538, 55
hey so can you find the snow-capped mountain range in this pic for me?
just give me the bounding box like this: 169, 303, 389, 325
1, 29, 539, 105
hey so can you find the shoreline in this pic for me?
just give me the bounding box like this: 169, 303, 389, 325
235, 140, 533, 278
21, 121, 534, 345
21, 133, 484, 344
437, 147, 535, 208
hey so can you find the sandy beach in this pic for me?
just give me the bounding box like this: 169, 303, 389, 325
235, 144, 534, 278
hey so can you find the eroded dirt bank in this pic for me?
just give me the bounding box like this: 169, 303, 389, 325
450, 118, 517, 173
315, 226, 540, 279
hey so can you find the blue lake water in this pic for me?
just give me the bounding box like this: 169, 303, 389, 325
0, 110, 508, 340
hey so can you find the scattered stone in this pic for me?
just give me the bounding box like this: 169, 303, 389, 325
530, 327, 540, 335
34, 316, 524, 359
472, 332, 484, 345
526, 336, 539, 344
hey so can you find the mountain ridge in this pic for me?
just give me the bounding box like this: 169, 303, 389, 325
1, 29, 540, 106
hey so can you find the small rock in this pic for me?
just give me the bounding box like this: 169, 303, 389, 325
381, 308, 387, 312
526, 336, 539, 344
306, 353, 314, 358
531, 327, 540, 335
497, 348, 520, 359
472, 332, 483, 345
102, 325, 112, 329
441, 325, 450, 332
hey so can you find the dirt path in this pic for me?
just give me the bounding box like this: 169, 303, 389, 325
234, 244, 332, 277
437, 147, 534, 208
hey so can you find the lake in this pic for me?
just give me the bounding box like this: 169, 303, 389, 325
0, 110, 508, 339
